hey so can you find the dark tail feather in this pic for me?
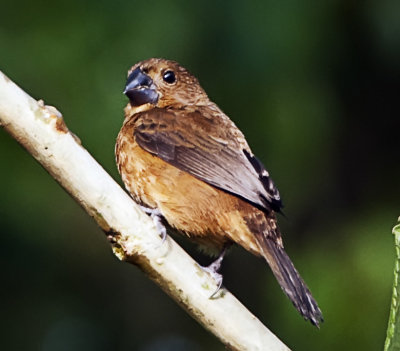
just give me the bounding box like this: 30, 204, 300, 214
257, 235, 323, 327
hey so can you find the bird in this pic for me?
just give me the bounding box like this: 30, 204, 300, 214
115, 58, 323, 327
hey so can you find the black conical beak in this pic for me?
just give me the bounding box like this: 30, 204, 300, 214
124, 67, 159, 106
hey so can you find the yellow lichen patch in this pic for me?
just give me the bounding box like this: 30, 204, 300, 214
111, 246, 126, 261
201, 282, 211, 290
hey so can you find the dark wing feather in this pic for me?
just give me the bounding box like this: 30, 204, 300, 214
134, 108, 282, 213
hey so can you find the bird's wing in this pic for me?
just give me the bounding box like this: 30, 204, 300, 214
134, 107, 282, 213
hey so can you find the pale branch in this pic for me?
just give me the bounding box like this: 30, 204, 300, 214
0, 70, 290, 351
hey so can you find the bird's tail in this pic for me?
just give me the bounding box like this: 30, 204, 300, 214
254, 222, 323, 327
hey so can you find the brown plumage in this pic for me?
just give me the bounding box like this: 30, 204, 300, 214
116, 58, 323, 326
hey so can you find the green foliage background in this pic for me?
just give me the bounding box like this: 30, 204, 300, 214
1, 1, 399, 350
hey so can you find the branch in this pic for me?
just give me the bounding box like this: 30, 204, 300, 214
0, 70, 290, 351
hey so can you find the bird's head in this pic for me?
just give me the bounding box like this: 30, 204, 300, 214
124, 58, 210, 111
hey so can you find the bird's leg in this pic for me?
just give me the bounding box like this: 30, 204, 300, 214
202, 245, 230, 298
139, 205, 167, 242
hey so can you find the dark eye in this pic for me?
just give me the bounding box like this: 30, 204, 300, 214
163, 70, 176, 84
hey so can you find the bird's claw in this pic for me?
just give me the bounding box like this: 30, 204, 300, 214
152, 213, 167, 243
140, 205, 167, 242
202, 265, 223, 298
201, 247, 228, 298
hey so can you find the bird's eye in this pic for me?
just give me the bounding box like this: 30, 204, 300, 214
163, 70, 176, 84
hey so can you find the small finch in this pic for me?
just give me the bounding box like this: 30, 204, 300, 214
116, 58, 323, 326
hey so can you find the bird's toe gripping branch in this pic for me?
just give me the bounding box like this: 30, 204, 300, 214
139, 205, 168, 242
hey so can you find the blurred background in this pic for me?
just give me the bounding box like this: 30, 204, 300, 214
1, 0, 399, 350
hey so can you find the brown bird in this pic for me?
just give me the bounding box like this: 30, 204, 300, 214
116, 58, 323, 326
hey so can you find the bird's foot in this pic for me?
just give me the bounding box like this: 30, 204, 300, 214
139, 205, 167, 242
202, 264, 223, 298
201, 247, 228, 298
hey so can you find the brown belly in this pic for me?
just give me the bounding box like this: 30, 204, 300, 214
116, 128, 262, 256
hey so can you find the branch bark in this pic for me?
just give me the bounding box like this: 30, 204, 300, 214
0, 70, 290, 351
